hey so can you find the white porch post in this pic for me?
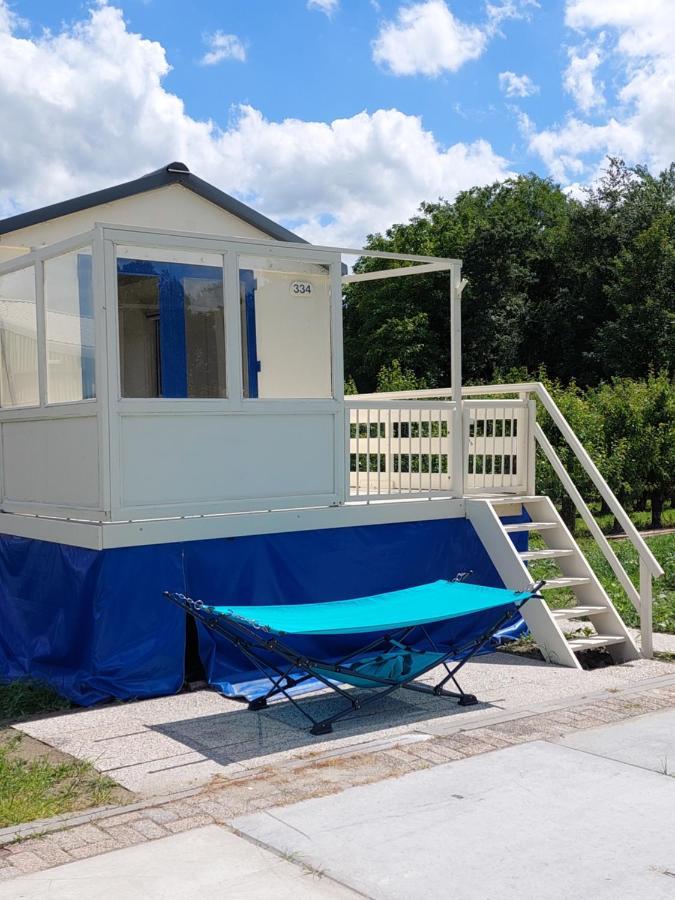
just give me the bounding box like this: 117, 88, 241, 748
450, 264, 464, 497
639, 559, 653, 659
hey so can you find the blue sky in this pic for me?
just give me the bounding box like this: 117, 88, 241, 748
0, 1, 672, 244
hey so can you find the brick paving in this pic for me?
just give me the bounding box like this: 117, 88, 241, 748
1, 683, 674, 881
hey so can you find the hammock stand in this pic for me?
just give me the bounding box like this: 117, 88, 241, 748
165, 578, 543, 735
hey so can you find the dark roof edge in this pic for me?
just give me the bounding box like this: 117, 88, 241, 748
0, 163, 307, 244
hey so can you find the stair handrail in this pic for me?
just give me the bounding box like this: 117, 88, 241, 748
530, 382, 664, 580
352, 381, 664, 657
353, 381, 664, 580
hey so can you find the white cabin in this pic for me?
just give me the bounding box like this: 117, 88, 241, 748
0, 163, 663, 693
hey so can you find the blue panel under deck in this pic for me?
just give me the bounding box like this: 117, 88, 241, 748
0, 516, 529, 706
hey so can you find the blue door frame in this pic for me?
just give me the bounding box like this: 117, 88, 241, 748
116, 258, 260, 398
239, 269, 260, 398
117, 258, 222, 398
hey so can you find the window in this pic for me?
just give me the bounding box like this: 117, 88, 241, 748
116, 247, 225, 399
0, 266, 38, 408
239, 257, 332, 399
44, 249, 95, 403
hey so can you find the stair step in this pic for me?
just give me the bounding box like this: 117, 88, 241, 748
540, 577, 590, 590
550, 606, 607, 620
489, 496, 539, 506
504, 521, 558, 533
519, 548, 575, 561
567, 634, 626, 652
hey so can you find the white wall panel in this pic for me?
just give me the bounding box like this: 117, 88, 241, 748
0, 186, 269, 261
2, 416, 100, 508
119, 412, 336, 509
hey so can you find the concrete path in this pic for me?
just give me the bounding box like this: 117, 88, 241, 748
0, 825, 359, 900
235, 708, 675, 900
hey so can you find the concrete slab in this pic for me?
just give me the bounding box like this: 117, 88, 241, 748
15, 654, 675, 796
557, 707, 675, 775
235, 739, 675, 900
0, 825, 358, 899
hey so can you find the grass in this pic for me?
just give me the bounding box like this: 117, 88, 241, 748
575, 505, 675, 537
527, 530, 675, 634
0, 733, 119, 828
0, 679, 70, 723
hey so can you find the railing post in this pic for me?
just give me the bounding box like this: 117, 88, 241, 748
639, 559, 653, 659
525, 395, 537, 496
450, 265, 464, 497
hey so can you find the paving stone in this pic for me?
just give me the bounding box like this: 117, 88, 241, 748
101, 824, 146, 847
603, 698, 646, 714
68, 839, 119, 860
99, 811, 143, 828
381, 747, 429, 769
5, 839, 44, 856
453, 730, 520, 752
130, 818, 169, 840
527, 715, 577, 737
6, 851, 45, 874
648, 688, 675, 703
572, 704, 630, 724
406, 741, 461, 764
48, 824, 108, 850
144, 806, 181, 825
165, 814, 215, 834
31, 844, 72, 866
461, 728, 524, 750
631, 694, 669, 711
193, 797, 239, 821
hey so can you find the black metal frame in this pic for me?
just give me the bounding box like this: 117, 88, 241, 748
165, 582, 542, 736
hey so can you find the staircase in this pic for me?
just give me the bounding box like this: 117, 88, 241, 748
466, 496, 641, 668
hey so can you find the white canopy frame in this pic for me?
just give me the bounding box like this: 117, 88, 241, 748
338, 248, 466, 496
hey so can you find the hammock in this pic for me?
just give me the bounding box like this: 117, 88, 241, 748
165, 577, 543, 735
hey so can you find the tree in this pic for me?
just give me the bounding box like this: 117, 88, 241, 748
343, 174, 573, 390
343, 159, 675, 392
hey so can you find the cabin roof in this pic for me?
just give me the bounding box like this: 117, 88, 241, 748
0, 162, 306, 244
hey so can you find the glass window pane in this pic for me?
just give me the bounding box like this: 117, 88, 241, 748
116, 246, 225, 399
239, 256, 332, 399
0, 266, 38, 408
44, 249, 95, 403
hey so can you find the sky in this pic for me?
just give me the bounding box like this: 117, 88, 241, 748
1, 0, 674, 246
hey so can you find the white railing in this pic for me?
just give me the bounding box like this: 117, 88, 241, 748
347, 382, 664, 656
346, 392, 533, 499
347, 400, 456, 500
464, 399, 530, 495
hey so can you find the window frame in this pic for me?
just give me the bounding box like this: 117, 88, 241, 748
0, 230, 100, 417
103, 226, 343, 415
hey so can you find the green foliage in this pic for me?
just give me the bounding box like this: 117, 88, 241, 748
343, 159, 675, 391
0, 680, 70, 722
535, 373, 675, 530
376, 359, 427, 393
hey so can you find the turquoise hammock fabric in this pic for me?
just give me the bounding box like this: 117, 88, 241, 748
207, 581, 534, 636
167, 579, 541, 734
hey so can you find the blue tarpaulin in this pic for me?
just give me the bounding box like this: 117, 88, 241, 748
0, 517, 527, 705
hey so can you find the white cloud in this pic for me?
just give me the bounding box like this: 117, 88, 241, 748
527, 1, 675, 181
372, 1, 487, 76
498, 71, 538, 98
487, 0, 539, 30
0, 2, 510, 246
307, 0, 339, 16
200, 31, 246, 66
563, 43, 604, 112
372, 0, 538, 78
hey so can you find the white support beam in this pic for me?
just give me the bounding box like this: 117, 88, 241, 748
450, 266, 465, 497
341, 261, 451, 285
